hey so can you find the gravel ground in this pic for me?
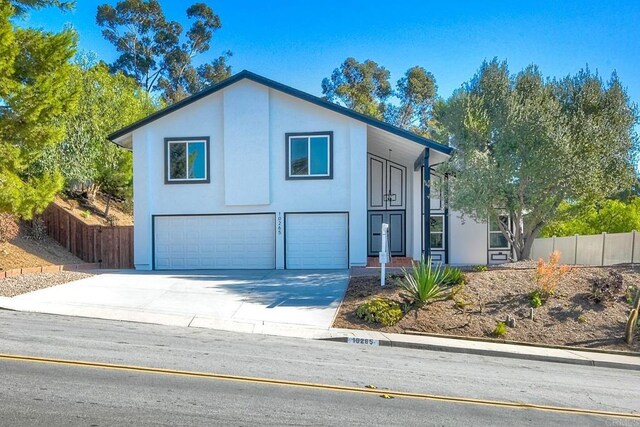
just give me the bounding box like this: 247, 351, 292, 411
335, 265, 640, 352
0, 271, 93, 298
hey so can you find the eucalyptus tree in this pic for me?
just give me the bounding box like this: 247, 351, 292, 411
97, 0, 231, 103
322, 59, 439, 137
321, 58, 393, 120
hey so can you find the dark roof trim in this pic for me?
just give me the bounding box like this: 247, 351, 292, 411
108, 70, 453, 155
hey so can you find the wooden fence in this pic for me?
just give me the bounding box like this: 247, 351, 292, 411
42, 203, 134, 269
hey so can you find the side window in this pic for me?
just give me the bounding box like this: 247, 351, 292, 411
165, 137, 210, 184
489, 215, 510, 248
430, 215, 444, 249
286, 132, 333, 179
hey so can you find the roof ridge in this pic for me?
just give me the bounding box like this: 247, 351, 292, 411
108, 70, 452, 155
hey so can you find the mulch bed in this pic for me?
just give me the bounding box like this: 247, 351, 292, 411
334, 266, 640, 352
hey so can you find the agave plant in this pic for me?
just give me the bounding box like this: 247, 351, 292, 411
400, 258, 455, 307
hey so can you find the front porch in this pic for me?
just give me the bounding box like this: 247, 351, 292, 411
366, 256, 415, 268
365, 125, 452, 264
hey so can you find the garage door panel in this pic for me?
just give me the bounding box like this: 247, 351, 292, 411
286, 213, 348, 269
154, 214, 275, 270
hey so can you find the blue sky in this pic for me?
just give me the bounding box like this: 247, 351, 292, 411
18, 0, 640, 107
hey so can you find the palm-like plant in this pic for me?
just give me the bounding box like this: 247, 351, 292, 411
399, 258, 454, 307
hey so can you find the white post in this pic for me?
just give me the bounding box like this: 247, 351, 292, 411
380, 223, 389, 287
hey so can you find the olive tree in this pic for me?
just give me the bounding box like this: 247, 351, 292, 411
438, 59, 637, 260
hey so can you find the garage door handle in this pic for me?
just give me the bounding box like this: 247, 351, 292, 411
372, 232, 381, 236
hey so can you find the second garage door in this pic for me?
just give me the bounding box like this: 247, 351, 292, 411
154, 214, 275, 270
285, 213, 348, 269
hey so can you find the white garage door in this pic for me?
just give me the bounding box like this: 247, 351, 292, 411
154, 214, 275, 270
286, 213, 348, 269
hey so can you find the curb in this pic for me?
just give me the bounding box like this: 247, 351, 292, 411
403, 330, 640, 358
321, 334, 640, 372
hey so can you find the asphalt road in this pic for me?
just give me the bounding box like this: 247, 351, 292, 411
1, 310, 639, 426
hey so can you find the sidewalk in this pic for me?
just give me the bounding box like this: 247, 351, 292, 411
3, 291, 638, 371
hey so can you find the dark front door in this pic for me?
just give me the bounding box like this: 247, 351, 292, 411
368, 211, 405, 256
367, 153, 407, 257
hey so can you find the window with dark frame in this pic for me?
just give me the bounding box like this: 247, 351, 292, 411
430, 215, 444, 249
286, 132, 332, 179
489, 215, 510, 249
165, 138, 209, 183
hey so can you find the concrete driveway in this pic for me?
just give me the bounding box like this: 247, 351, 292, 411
1, 270, 349, 337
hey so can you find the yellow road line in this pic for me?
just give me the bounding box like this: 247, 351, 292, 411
1, 353, 638, 420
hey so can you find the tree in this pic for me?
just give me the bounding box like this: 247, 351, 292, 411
437, 59, 638, 260
385, 66, 438, 136
32, 53, 159, 203
9, 0, 74, 16
96, 143, 133, 219
0, 0, 78, 219
541, 198, 640, 237
321, 58, 392, 120
96, 0, 231, 103
322, 59, 440, 136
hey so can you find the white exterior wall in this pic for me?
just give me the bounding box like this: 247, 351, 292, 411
448, 211, 488, 265
132, 80, 368, 270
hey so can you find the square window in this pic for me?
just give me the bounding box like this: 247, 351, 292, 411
286, 132, 332, 179
165, 138, 210, 183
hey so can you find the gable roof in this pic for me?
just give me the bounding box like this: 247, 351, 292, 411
108, 70, 453, 155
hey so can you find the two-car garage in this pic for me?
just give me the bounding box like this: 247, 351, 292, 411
153, 213, 348, 270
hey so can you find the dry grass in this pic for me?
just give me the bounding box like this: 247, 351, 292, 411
334, 266, 640, 352
55, 194, 133, 226
0, 231, 84, 271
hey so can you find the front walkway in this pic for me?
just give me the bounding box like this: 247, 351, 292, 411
0, 270, 349, 337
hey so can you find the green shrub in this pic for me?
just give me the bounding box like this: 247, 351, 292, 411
473, 265, 488, 272
454, 298, 469, 309
356, 298, 403, 326
442, 266, 465, 287
80, 209, 91, 219
625, 285, 638, 305
400, 258, 454, 307
529, 290, 543, 308
449, 282, 465, 300
493, 322, 507, 337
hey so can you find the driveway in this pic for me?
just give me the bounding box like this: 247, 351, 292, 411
1, 270, 349, 337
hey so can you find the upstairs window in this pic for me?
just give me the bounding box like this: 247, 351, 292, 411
165, 137, 210, 184
489, 215, 510, 249
286, 132, 333, 179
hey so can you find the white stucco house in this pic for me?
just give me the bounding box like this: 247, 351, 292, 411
109, 70, 513, 270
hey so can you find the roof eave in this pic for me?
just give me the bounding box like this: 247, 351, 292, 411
107, 70, 453, 156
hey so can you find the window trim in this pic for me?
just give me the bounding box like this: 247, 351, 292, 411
164, 137, 211, 184
285, 131, 333, 180
488, 214, 511, 249
429, 214, 445, 250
